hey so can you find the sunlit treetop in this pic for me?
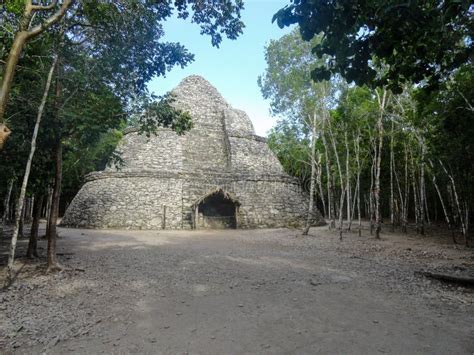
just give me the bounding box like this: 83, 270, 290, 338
273, 0, 473, 93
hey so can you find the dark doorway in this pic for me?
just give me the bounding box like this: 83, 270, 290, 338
196, 191, 237, 229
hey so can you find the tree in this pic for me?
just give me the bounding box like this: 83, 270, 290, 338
7, 55, 57, 281
0, 0, 74, 144
259, 28, 336, 235
273, 0, 473, 92
0, 0, 245, 148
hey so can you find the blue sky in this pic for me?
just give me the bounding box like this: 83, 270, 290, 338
148, 0, 295, 136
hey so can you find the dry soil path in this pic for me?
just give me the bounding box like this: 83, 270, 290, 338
1, 226, 473, 354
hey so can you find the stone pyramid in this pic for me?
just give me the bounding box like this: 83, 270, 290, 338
61, 76, 323, 229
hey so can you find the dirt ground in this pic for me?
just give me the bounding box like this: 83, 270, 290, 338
0, 223, 473, 354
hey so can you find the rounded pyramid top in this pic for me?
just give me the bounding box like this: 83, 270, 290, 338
171, 75, 229, 109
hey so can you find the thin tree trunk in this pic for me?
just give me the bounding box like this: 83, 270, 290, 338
47, 141, 63, 271
303, 113, 317, 235
369, 148, 375, 235
439, 160, 468, 246
345, 130, 351, 229
390, 122, 395, 232
45, 186, 53, 238
316, 154, 326, 218
47, 57, 64, 272
410, 149, 420, 234
463, 203, 469, 247
364, 195, 369, 221
393, 153, 405, 231
419, 139, 426, 235
24, 198, 29, 224
374, 89, 387, 239
403, 146, 409, 233
327, 117, 345, 239
18, 204, 24, 238
321, 124, 334, 229
355, 132, 361, 237
2, 179, 14, 224
428, 159, 455, 243
6, 56, 57, 281
27, 194, 44, 258
424, 190, 431, 225
28, 196, 35, 221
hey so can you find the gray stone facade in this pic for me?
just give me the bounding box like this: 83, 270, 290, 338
61, 76, 324, 229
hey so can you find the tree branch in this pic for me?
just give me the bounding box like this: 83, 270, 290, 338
30, 0, 59, 11
27, 0, 74, 39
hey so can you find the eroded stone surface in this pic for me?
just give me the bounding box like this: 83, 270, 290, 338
61, 75, 323, 229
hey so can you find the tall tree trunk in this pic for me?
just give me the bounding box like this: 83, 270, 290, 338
390, 122, 395, 232
374, 89, 387, 239
321, 124, 334, 229
47, 58, 64, 272
355, 132, 362, 237
344, 130, 351, 229
410, 149, 420, 233
393, 153, 405, 232
6, 56, 57, 281
27, 194, 44, 258
369, 148, 375, 235
403, 146, 409, 233
303, 113, 317, 235
327, 117, 345, 239
419, 139, 426, 235
316, 154, 326, 218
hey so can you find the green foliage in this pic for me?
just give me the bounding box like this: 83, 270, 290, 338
131, 93, 193, 137
267, 121, 310, 181
62, 129, 124, 205
4, 0, 25, 15
416, 64, 474, 200
258, 28, 332, 122
273, 0, 473, 92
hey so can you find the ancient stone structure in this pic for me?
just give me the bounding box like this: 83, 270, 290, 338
62, 76, 324, 229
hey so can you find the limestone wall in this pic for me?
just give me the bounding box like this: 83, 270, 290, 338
62, 172, 322, 230
183, 128, 229, 173
106, 129, 184, 172
228, 136, 284, 175
62, 177, 183, 229
171, 76, 228, 129
224, 108, 254, 135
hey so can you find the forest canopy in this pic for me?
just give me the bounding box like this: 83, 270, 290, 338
273, 0, 473, 93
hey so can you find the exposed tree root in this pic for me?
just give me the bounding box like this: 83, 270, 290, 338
417, 271, 474, 287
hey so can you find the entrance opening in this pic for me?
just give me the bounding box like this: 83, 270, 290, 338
194, 190, 239, 229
